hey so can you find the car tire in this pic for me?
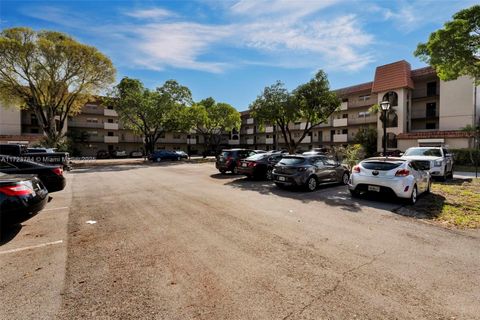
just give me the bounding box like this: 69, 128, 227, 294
232, 166, 238, 175
425, 180, 431, 194
156, 157, 161, 162
274, 182, 284, 189
350, 189, 360, 198
177, 157, 181, 161
341, 172, 349, 185
441, 167, 448, 181
305, 176, 317, 192
266, 168, 273, 180
219, 169, 226, 174
448, 166, 454, 178
408, 185, 418, 205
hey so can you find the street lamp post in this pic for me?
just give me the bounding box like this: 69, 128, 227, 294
380, 101, 391, 157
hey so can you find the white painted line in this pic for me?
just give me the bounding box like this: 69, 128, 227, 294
42, 206, 69, 212
0, 240, 64, 255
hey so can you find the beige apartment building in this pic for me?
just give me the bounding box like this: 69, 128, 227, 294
1, 60, 478, 155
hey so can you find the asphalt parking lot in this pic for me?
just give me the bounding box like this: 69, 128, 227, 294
1, 162, 479, 319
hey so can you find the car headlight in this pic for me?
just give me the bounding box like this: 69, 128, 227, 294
433, 160, 443, 167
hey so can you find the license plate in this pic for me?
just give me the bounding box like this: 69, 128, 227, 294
242, 163, 247, 167
278, 176, 286, 181
368, 185, 380, 192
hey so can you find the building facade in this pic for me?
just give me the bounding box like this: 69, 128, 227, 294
1, 60, 478, 155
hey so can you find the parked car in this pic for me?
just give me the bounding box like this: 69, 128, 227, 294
215, 149, 256, 174
401, 147, 454, 181
149, 150, 182, 162
253, 150, 267, 154
302, 150, 327, 156
266, 153, 284, 180
237, 153, 272, 179
96, 150, 110, 159
26, 147, 56, 153
272, 155, 350, 191
175, 150, 189, 159
110, 150, 128, 158
130, 150, 144, 158
0, 156, 66, 193
0, 173, 49, 226
0, 144, 71, 170
348, 157, 431, 204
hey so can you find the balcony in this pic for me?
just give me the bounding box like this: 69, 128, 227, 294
348, 116, 377, 125
333, 118, 348, 127
246, 128, 254, 135
104, 109, 118, 117
68, 121, 103, 128
246, 139, 254, 145
265, 138, 274, 144
265, 126, 274, 133
339, 101, 348, 110
228, 139, 240, 145
104, 122, 118, 130
333, 134, 348, 143
300, 136, 311, 144
186, 138, 197, 145
293, 123, 306, 130
104, 136, 119, 143
246, 118, 254, 124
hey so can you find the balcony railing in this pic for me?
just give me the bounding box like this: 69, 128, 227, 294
246, 118, 254, 124
246, 128, 254, 135
333, 118, 348, 127
333, 134, 348, 143
339, 101, 348, 110
300, 136, 311, 144
186, 138, 197, 145
293, 123, 306, 130
104, 136, 119, 143
228, 139, 240, 145
246, 139, 254, 145
265, 126, 274, 133
68, 121, 103, 128
104, 123, 119, 130
104, 109, 118, 117
265, 138, 274, 144
348, 116, 377, 125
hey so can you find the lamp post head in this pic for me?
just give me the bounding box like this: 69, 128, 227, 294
380, 101, 391, 111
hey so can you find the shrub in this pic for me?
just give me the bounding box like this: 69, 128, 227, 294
449, 149, 480, 166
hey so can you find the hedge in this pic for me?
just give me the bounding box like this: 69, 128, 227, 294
449, 149, 480, 166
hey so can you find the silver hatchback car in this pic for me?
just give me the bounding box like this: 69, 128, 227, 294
348, 157, 431, 204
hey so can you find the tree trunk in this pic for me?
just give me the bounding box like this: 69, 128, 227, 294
144, 135, 155, 155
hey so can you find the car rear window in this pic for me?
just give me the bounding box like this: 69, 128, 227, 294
221, 151, 233, 157
246, 154, 268, 161
361, 161, 402, 171
404, 148, 442, 157
278, 157, 305, 165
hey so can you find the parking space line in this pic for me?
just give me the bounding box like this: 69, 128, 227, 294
0, 240, 64, 255
43, 206, 69, 212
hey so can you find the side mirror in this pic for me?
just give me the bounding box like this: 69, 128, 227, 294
399, 152, 404, 156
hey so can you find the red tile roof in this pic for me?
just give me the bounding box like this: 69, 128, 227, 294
372, 60, 414, 93
335, 82, 373, 96
411, 66, 436, 78
397, 131, 472, 139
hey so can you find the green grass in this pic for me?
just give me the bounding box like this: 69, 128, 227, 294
408, 179, 480, 228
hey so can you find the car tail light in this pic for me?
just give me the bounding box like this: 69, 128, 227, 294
248, 162, 257, 167
226, 156, 233, 163
395, 169, 410, 177
0, 183, 34, 196
352, 165, 360, 173
52, 167, 63, 176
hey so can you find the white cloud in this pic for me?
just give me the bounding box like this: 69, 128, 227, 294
124, 8, 175, 20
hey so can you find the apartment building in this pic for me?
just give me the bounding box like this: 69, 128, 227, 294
1, 60, 477, 154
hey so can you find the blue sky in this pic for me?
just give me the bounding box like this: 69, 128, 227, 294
0, 0, 476, 110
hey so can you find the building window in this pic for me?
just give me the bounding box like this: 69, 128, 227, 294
88, 131, 98, 136
381, 110, 398, 128
359, 94, 370, 101
426, 103, 436, 118
173, 134, 181, 139
159, 132, 165, 139
383, 133, 397, 149
426, 122, 437, 130
31, 128, 39, 133
427, 82, 437, 96
31, 113, 38, 126
86, 118, 98, 123
342, 129, 348, 134
107, 105, 114, 110
107, 118, 114, 123
107, 132, 114, 136
342, 114, 348, 119
382, 91, 398, 107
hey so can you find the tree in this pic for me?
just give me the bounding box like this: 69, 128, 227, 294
0, 27, 116, 146
187, 97, 240, 156
250, 70, 340, 154
354, 127, 377, 157
414, 5, 480, 83
107, 77, 192, 154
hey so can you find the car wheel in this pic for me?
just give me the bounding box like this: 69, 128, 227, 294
448, 166, 454, 178
441, 167, 448, 181
408, 185, 418, 205
177, 156, 181, 161
219, 169, 226, 174
425, 180, 431, 194
274, 182, 284, 189
305, 176, 317, 191
341, 172, 349, 185
155, 157, 161, 162
232, 166, 238, 175
266, 168, 273, 180
350, 189, 360, 198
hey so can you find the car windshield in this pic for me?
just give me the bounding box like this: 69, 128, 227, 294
278, 157, 305, 165
246, 154, 268, 161
220, 151, 232, 157
404, 148, 442, 157
362, 161, 403, 171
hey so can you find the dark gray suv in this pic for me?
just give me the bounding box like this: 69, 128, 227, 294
272, 155, 350, 191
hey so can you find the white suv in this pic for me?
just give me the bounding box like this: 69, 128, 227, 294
401, 147, 454, 181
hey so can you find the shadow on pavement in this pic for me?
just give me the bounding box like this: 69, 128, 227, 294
72, 161, 191, 174
223, 176, 404, 213
0, 224, 22, 246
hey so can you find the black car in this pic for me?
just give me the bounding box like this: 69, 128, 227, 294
149, 150, 182, 162
215, 149, 256, 174
0, 156, 66, 193
0, 173, 49, 226
237, 152, 283, 180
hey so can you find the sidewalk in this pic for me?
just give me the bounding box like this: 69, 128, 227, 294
454, 171, 479, 179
